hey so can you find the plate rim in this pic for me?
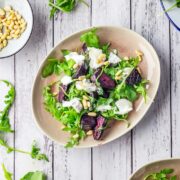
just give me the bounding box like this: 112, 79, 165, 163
0, 0, 34, 59
160, 0, 180, 31
129, 158, 180, 180
31, 25, 161, 148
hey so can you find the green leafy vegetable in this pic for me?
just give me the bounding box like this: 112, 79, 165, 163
2, 163, 12, 180
0, 137, 48, 162
41, 59, 74, 78
0, 80, 15, 133
80, 28, 100, 48
20, 171, 46, 180
49, 0, 88, 18
144, 168, 177, 180
164, 0, 180, 12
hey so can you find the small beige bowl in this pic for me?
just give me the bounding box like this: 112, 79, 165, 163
32, 26, 160, 148
130, 158, 180, 180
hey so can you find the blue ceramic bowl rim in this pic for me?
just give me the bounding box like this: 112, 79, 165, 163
160, 0, 180, 31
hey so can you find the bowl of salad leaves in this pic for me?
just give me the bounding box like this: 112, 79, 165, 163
32, 26, 160, 148
160, 0, 180, 31
130, 158, 180, 180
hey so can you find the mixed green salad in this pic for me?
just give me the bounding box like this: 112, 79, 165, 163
144, 168, 177, 180
42, 28, 149, 148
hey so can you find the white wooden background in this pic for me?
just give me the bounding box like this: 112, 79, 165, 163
0, 0, 180, 179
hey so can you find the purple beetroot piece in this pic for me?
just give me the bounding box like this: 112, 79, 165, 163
81, 115, 97, 131
92, 70, 116, 89
58, 85, 67, 102
93, 116, 107, 140
126, 69, 142, 86
73, 64, 88, 79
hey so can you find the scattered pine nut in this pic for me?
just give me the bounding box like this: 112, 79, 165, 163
86, 130, 93, 136
88, 112, 97, 117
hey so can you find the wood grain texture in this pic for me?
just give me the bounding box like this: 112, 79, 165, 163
92, 1, 132, 180
53, 1, 91, 180
14, 0, 53, 179
0, 57, 15, 179
131, 0, 171, 172
171, 25, 180, 157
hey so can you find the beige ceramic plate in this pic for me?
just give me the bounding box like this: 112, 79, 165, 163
130, 159, 180, 180
32, 26, 160, 148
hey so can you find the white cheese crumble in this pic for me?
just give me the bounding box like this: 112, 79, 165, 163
115, 99, 133, 115
60, 75, 72, 85
88, 47, 105, 69
65, 52, 85, 65
96, 105, 112, 112
76, 79, 97, 93
108, 52, 121, 64
62, 98, 82, 113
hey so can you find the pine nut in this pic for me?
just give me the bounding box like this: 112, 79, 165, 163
88, 112, 97, 117
86, 130, 93, 136
83, 95, 89, 100
135, 50, 143, 56
73, 63, 79, 69
87, 101, 91, 108
103, 61, 110, 65
78, 76, 85, 81
82, 99, 88, 109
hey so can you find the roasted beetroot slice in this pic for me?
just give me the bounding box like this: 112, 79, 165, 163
82, 43, 87, 52
102, 90, 110, 98
93, 116, 107, 140
98, 73, 116, 89
126, 69, 142, 86
81, 115, 97, 131
73, 64, 88, 78
91, 69, 101, 82
58, 85, 67, 102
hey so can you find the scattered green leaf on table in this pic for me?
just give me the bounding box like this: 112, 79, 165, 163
20, 171, 46, 180
2, 163, 12, 180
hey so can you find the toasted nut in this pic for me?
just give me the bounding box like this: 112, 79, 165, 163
124, 56, 129, 60
82, 99, 88, 108
88, 112, 97, 117
87, 101, 91, 108
0, 43, 3, 49
4, 5, 12, 12
6, 35, 12, 40
73, 63, 79, 69
135, 50, 143, 56
83, 95, 89, 100
97, 53, 106, 64
137, 67, 141, 74
86, 130, 93, 136
115, 76, 121, 80
73, 134, 79, 139
3, 40, 7, 47
138, 55, 142, 61
0, 9, 5, 16
78, 76, 85, 81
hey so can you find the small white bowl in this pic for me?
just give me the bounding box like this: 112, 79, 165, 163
0, 0, 33, 58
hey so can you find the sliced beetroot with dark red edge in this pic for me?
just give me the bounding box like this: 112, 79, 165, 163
90, 92, 98, 99
91, 69, 116, 90
73, 64, 88, 79
81, 115, 97, 131
58, 85, 67, 102
93, 116, 107, 140
126, 69, 142, 86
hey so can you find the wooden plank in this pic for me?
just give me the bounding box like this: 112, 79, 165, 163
92, 1, 132, 180
171, 26, 180, 157
53, 1, 92, 180
14, 0, 53, 179
0, 57, 15, 179
131, 0, 171, 172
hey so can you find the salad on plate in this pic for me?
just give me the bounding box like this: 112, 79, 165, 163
42, 28, 149, 148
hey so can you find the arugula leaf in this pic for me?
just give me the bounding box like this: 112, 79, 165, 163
144, 168, 176, 180
102, 43, 111, 57
49, 0, 88, 18
61, 49, 71, 56
0, 80, 15, 133
164, 0, 180, 12
80, 28, 100, 48
2, 163, 12, 180
20, 171, 46, 180
0, 137, 48, 162
41, 59, 73, 78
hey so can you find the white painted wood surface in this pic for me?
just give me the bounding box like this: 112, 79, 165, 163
0, 0, 179, 180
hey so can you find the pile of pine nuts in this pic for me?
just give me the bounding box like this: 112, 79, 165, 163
0, 5, 27, 50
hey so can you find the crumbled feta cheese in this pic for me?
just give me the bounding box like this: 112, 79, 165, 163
96, 105, 112, 112
76, 79, 97, 93
65, 52, 85, 65
62, 98, 82, 113
60, 75, 72, 85
108, 52, 121, 64
88, 47, 105, 69
115, 99, 133, 115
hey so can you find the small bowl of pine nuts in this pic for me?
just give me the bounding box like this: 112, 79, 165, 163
0, 0, 33, 58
